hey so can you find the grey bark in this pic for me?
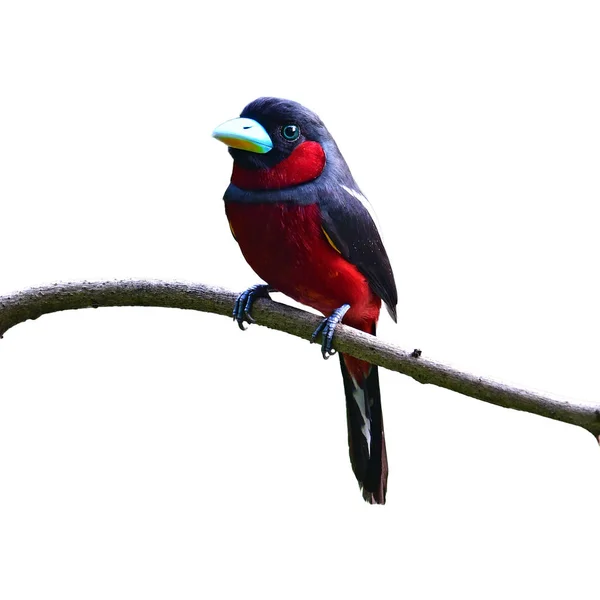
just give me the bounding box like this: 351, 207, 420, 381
1, 280, 599, 439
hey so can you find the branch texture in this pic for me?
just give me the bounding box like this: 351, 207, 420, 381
1, 280, 599, 439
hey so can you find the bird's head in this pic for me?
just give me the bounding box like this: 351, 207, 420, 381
212, 97, 345, 191
213, 97, 330, 169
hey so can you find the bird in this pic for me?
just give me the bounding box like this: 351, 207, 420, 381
212, 97, 397, 504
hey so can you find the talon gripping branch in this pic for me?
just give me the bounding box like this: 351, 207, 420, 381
213, 98, 397, 504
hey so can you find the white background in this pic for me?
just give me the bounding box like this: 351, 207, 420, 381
1, 1, 599, 598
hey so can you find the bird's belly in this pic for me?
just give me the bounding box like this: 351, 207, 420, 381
225, 201, 381, 326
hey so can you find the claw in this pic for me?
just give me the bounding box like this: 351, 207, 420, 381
311, 303, 351, 359
233, 284, 272, 330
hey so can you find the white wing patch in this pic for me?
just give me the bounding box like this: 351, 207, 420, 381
352, 381, 371, 456
340, 184, 380, 229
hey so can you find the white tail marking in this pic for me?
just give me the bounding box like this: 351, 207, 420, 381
351, 376, 371, 456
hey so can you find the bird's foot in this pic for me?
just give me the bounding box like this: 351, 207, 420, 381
233, 284, 273, 330
311, 303, 351, 359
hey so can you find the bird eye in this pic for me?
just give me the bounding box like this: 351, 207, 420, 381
281, 124, 300, 141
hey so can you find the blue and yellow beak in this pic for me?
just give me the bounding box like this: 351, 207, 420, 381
212, 117, 273, 154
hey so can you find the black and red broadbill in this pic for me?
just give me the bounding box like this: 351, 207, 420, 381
213, 98, 397, 504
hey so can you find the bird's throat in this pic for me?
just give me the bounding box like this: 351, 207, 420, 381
231, 141, 326, 191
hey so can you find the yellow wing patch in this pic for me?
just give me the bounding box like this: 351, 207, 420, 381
322, 227, 341, 254
228, 220, 236, 240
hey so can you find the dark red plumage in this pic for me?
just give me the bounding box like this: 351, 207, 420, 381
226, 201, 381, 347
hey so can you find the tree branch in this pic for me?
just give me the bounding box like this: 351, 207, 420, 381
1, 280, 599, 440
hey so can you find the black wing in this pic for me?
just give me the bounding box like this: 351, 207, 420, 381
319, 186, 398, 321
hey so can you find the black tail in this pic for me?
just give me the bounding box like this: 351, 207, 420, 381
339, 354, 388, 504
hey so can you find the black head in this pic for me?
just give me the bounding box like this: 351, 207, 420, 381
229, 97, 331, 170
